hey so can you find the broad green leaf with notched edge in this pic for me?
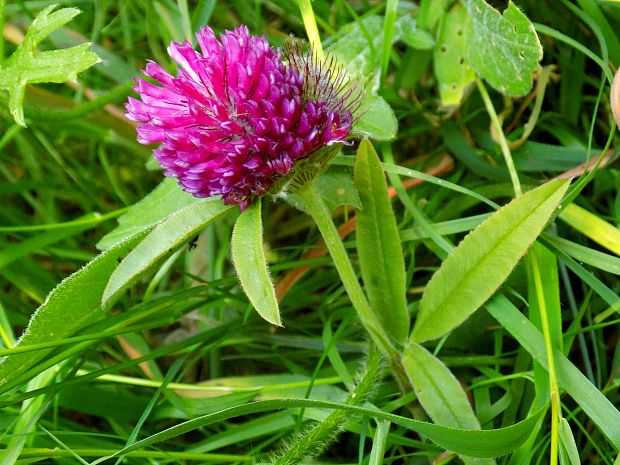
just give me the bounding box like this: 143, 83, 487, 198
402, 343, 494, 465
329, 14, 424, 80
102, 198, 233, 308
97, 179, 197, 250
0, 230, 149, 390
327, 14, 417, 140
463, 0, 543, 96
0, 5, 100, 126
411, 180, 570, 343
434, 4, 476, 107
355, 139, 409, 344
231, 199, 281, 326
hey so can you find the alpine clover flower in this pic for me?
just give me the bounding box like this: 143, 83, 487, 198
126, 26, 359, 210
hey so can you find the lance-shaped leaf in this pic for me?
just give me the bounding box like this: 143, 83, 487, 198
355, 138, 409, 344
411, 180, 570, 342
0, 230, 149, 391
102, 198, 233, 308
97, 179, 198, 251
402, 343, 495, 465
463, 0, 542, 96
231, 199, 281, 326
0, 5, 100, 126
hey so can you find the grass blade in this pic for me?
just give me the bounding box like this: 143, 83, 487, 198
558, 203, 620, 256
486, 294, 620, 449
95, 398, 546, 461
0, 230, 148, 390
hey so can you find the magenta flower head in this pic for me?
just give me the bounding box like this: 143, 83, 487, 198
126, 25, 357, 210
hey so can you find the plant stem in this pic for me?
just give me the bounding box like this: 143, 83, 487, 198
296, 0, 324, 60
476, 79, 523, 197
529, 249, 560, 465
272, 346, 383, 465
479, 77, 560, 464
295, 182, 396, 359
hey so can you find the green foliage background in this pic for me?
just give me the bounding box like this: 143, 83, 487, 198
0, 1, 619, 464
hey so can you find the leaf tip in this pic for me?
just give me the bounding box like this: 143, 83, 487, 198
10, 107, 27, 128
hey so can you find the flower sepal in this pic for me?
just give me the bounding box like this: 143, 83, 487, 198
268, 143, 344, 198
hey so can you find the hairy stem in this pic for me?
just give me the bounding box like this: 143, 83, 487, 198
295, 182, 396, 359
272, 346, 383, 465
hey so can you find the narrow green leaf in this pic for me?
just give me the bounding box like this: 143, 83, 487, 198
0, 231, 148, 389
558, 203, 620, 256
434, 4, 476, 106
463, 0, 543, 96
102, 198, 232, 308
400, 213, 490, 242
559, 418, 581, 465
542, 238, 620, 317
526, 243, 562, 413
380, 0, 398, 79
527, 243, 562, 350
99, 398, 546, 460
97, 179, 197, 250
542, 234, 620, 276
1, 368, 57, 465
412, 180, 570, 342
402, 343, 494, 465
369, 421, 390, 465
0, 213, 100, 270
417, 0, 448, 31
231, 199, 281, 326
486, 294, 620, 449
354, 139, 409, 344
0, 5, 100, 126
